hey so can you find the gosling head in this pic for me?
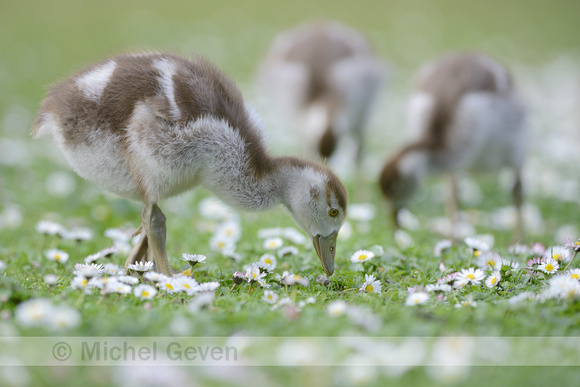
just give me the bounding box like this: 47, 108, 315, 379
379, 148, 426, 227
284, 164, 347, 276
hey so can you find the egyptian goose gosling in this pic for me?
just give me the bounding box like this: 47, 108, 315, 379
379, 52, 527, 238
260, 22, 386, 163
32, 52, 347, 276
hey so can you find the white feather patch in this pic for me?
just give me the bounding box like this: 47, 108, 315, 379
75, 60, 117, 102
153, 58, 181, 121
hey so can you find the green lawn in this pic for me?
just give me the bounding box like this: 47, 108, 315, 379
1, 1, 580, 386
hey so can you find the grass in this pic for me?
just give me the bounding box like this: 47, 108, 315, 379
2, 0, 580, 386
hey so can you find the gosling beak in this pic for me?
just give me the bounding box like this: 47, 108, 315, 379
312, 231, 338, 276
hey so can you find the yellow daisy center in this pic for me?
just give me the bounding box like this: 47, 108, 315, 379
165, 283, 174, 290
545, 264, 554, 271
553, 254, 562, 261
252, 273, 257, 279
81, 279, 88, 287
491, 277, 497, 285
142, 291, 149, 297
183, 284, 191, 289
575, 241, 580, 246
268, 242, 277, 248
473, 250, 481, 257
358, 254, 368, 261
571, 274, 579, 280
54, 254, 61, 261
466, 274, 475, 280
365, 284, 374, 292
264, 258, 272, 264
217, 241, 225, 248
487, 260, 495, 267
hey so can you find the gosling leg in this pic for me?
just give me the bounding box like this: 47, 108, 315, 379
141, 202, 173, 275
512, 171, 524, 242
124, 225, 148, 268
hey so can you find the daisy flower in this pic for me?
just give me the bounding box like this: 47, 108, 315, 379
48, 306, 81, 331
245, 264, 266, 283
454, 296, 477, 308
181, 253, 207, 267
187, 292, 216, 313
394, 229, 414, 249
103, 263, 122, 276
257, 227, 283, 239
485, 271, 502, 288
544, 275, 580, 300
405, 292, 429, 306
117, 275, 139, 285
232, 271, 246, 285
44, 274, 58, 285
63, 227, 93, 242
15, 298, 54, 327
397, 208, 420, 230
347, 203, 375, 222
173, 276, 199, 295
262, 290, 278, 304
87, 276, 117, 289
103, 281, 132, 295
158, 279, 180, 294
263, 237, 283, 250
566, 268, 580, 281
0, 260, 6, 272
327, 300, 348, 317
209, 234, 236, 254
350, 249, 375, 263
259, 254, 277, 270
282, 227, 307, 245
476, 252, 503, 271
276, 271, 309, 287
359, 274, 382, 294
464, 236, 490, 256
193, 281, 220, 293
104, 228, 132, 244
70, 276, 90, 292
45, 249, 69, 264
133, 284, 157, 300
143, 271, 168, 283
198, 197, 235, 221
278, 246, 299, 257
215, 220, 241, 241
437, 272, 460, 286
127, 261, 154, 272
35, 220, 65, 236
538, 258, 559, 274
564, 238, 580, 252
73, 263, 104, 278
454, 268, 485, 288
543, 246, 572, 263
257, 279, 270, 288
425, 283, 452, 293
433, 239, 452, 257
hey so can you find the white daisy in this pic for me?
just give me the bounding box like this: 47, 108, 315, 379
544, 246, 572, 263
544, 275, 580, 300
433, 239, 452, 257
215, 220, 241, 241
143, 271, 168, 283
62, 227, 93, 242
350, 249, 375, 263
359, 274, 382, 293
102, 263, 122, 276
73, 263, 104, 278
405, 292, 429, 306
104, 228, 132, 244
347, 203, 375, 222
259, 254, 277, 270
158, 279, 180, 294
327, 300, 348, 317
397, 208, 420, 230
425, 283, 452, 293
257, 279, 270, 288
70, 276, 90, 292
538, 258, 559, 274
45, 249, 69, 264
485, 271, 502, 288
48, 305, 81, 331
127, 261, 154, 272
181, 253, 207, 265
454, 296, 477, 308
262, 290, 278, 304
264, 237, 283, 250
173, 276, 199, 295
566, 268, 580, 281
187, 292, 216, 313
35, 220, 65, 236
276, 271, 309, 286
476, 252, 503, 270
209, 234, 236, 254
245, 264, 266, 283
198, 197, 235, 221
0, 260, 6, 272
464, 236, 491, 255
454, 268, 485, 288
193, 281, 220, 293
133, 284, 157, 300
44, 274, 58, 285
394, 229, 414, 249
117, 275, 139, 285
282, 228, 307, 245
278, 246, 299, 257
257, 227, 283, 239
103, 281, 132, 295
15, 298, 54, 327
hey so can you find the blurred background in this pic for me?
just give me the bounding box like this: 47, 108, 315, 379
1, 0, 579, 241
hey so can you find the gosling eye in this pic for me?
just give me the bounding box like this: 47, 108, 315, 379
329, 208, 339, 217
